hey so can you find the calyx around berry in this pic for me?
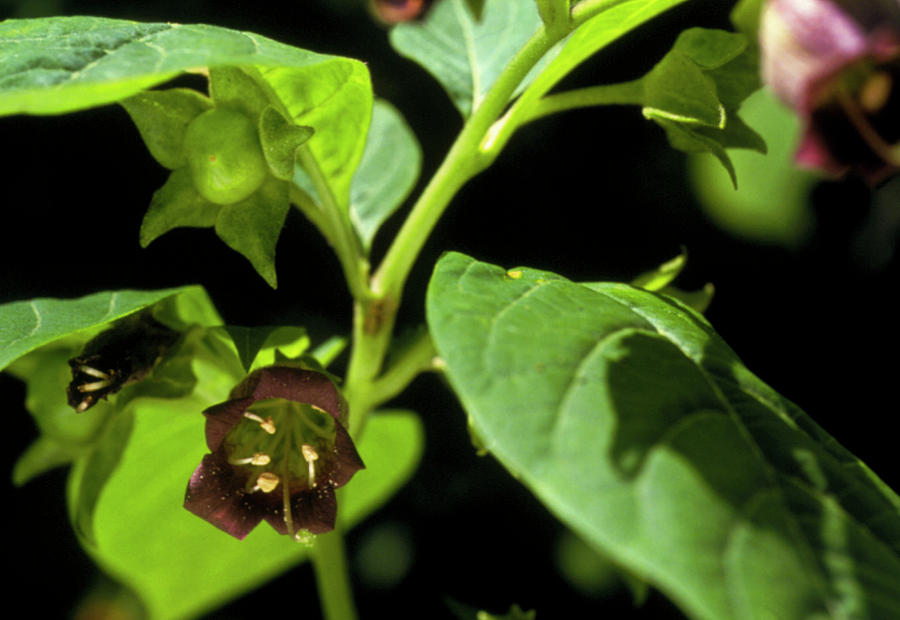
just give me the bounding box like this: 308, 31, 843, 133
183, 107, 268, 205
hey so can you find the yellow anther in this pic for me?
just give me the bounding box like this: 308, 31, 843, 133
253, 472, 280, 493
243, 411, 277, 434
228, 452, 272, 466
861, 71, 892, 113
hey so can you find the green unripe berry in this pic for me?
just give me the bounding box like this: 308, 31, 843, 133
184, 108, 268, 205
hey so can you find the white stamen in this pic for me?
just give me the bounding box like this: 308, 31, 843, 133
76, 399, 91, 413
79, 365, 111, 380
78, 379, 112, 392
243, 412, 276, 434
228, 452, 271, 466
301, 444, 319, 487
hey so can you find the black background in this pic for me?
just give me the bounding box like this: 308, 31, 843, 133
2, 1, 897, 618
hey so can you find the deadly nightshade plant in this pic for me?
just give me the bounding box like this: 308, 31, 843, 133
4, 2, 900, 620
184, 365, 365, 541
760, 0, 900, 182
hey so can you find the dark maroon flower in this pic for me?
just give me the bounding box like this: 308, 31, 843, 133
184, 366, 364, 540
760, 0, 900, 183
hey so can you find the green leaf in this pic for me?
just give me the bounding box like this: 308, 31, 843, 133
222, 325, 310, 373
688, 88, 817, 248
139, 168, 222, 246
427, 252, 900, 620
7, 287, 223, 485
258, 105, 314, 181
349, 99, 422, 251
638, 28, 765, 186
0, 17, 372, 212
262, 60, 372, 210
516, 0, 688, 109
0, 285, 211, 371
119, 88, 213, 169
390, 0, 544, 117
0, 17, 350, 116
628, 250, 687, 291
76, 402, 422, 620
214, 176, 290, 288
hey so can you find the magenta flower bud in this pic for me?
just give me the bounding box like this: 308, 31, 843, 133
760, 0, 900, 182
184, 366, 364, 540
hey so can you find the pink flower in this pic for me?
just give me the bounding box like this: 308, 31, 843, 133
760, 0, 900, 182
184, 366, 364, 540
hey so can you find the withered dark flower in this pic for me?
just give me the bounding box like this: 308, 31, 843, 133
184, 366, 364, 540
67, 311, 179, 412
760, 0, 900, 183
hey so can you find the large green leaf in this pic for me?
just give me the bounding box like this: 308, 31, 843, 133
0, 16, 372, 210
427, 252, 900, 620
389, 0, 544, 117
349, 99, 422, 251
75, 400, 422, 620
0, 285, 215, 372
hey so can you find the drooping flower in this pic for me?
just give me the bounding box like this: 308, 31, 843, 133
184, 366, 364, 540
760, 0, 900, 182
67, 311, 180, 413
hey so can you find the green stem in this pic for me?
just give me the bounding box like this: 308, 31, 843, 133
373, 26, 560, 302
340, 26, 565, 432
312, 527, 357, 620
521, 81, 644, 123
294, 146, 371, 302
571, 0, 634, 28
349, 328, 437, 436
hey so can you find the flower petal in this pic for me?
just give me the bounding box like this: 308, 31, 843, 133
233, 366, 347, 421
329, 422, 366, 488
263, 485, 338, 535
202, 396, 256, 450
183, 451, 265, 540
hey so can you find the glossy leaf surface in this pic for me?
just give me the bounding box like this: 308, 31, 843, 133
427, 252, 900, 620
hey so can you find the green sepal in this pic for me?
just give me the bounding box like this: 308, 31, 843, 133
139, 168, 222, 247
259, 105, 314, 180
658, 283, 715, 314
221, 325, 310, 372
208, 66, 271, 118
214, 175, 290, 289
629, 250, 687, 291
120, 88, 213, 170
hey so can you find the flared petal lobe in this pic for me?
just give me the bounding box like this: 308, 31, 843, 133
184, 366, 364, 540
760, 0, 900, 182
